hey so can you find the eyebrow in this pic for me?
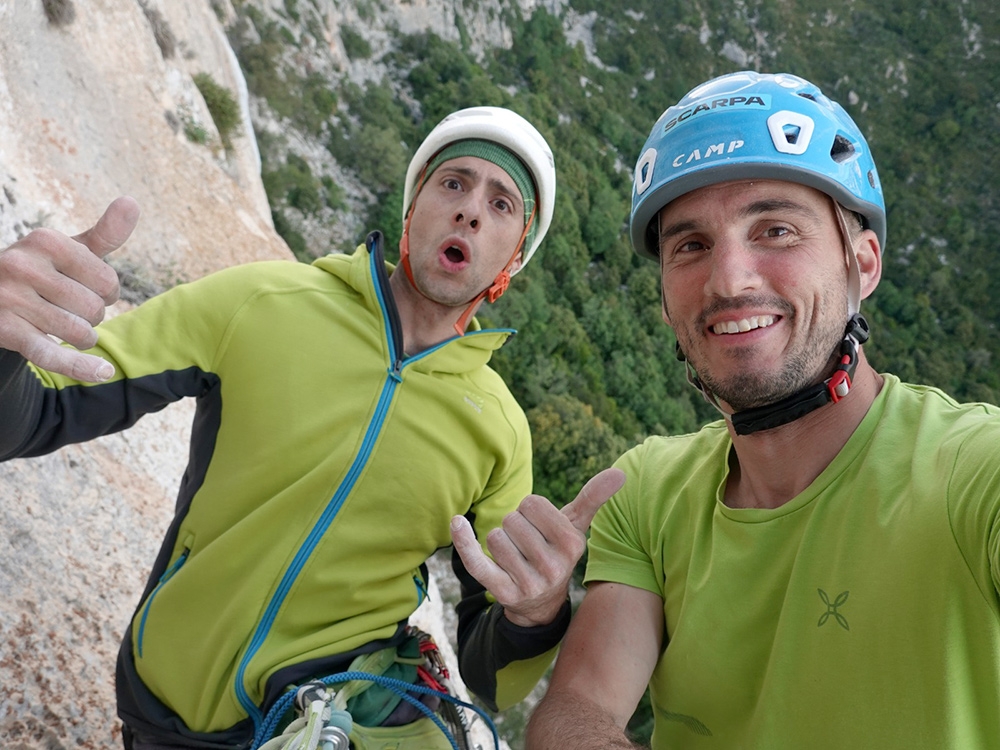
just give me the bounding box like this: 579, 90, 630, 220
659, 198, 822, 241
439, 165, 523, 210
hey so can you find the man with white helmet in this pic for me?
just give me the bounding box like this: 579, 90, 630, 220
527, 72, 1000, 749
0, 106, 623, 749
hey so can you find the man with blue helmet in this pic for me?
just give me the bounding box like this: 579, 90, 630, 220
527, 72, 1000, 749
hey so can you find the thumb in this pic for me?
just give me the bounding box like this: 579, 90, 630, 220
560, 467, 626, 534
450, 514, 497, 586
450, 514, 476, 555
72, 196, 141, 259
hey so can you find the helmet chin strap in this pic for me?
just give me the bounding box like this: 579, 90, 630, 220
678, 201, 871, 436
726, 313, 869, 434
398, 163, 429, 295
399, 178, 536, 337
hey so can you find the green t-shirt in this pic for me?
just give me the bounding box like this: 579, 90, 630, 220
587, 374, 1000, 749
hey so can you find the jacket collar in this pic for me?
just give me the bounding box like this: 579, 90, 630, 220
311, 235, 516, 374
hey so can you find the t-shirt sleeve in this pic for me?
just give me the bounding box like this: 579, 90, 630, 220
946, 415, 1000, 601
585, 444, 662, 596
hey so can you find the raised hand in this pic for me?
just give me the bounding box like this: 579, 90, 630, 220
0, 196, 140, 382
450, 467, 626, 627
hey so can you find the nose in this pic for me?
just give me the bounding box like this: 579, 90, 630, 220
453, 189, 483, 230
703, 237, 762, 299
454, 211, 479, 229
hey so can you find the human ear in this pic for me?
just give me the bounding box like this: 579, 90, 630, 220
855, 230, 882, 301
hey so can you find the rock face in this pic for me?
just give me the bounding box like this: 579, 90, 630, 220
0, 2, 503, 748
0, 0, 286, 283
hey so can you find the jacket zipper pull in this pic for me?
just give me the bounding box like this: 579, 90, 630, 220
388, 358, 403, 382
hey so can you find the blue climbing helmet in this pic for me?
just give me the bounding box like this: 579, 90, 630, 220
629, 71, 886, 260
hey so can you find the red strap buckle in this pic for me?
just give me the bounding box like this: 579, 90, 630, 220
827, 354, 853, 403
487, 272, 511, 303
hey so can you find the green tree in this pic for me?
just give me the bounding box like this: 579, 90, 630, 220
193, 73, 241, 149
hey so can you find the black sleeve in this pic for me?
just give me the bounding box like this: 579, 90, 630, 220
0, 347, 213, 461
0, 348, 44, 460
450, 545, 571, 711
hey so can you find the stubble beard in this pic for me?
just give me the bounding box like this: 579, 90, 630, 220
409, 260, 488, 308
679, 300, 847, 413
697, 338, 839, 412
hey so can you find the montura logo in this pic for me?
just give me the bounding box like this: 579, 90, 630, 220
817, 589, 850, 631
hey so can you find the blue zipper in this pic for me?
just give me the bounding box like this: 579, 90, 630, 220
233, 234, 407, 727
413, 573, 429, 606
137, 548, 189, 658
234, 371, 400, 724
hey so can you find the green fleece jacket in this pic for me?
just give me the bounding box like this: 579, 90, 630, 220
0, 233, 568, 748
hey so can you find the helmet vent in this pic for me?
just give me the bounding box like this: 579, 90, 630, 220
830, 134, 856, 163
797, 93, 818, 102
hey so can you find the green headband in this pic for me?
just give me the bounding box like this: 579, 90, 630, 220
423, 139, 537, 252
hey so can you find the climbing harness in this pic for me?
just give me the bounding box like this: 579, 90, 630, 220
251, 628, 499, 750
